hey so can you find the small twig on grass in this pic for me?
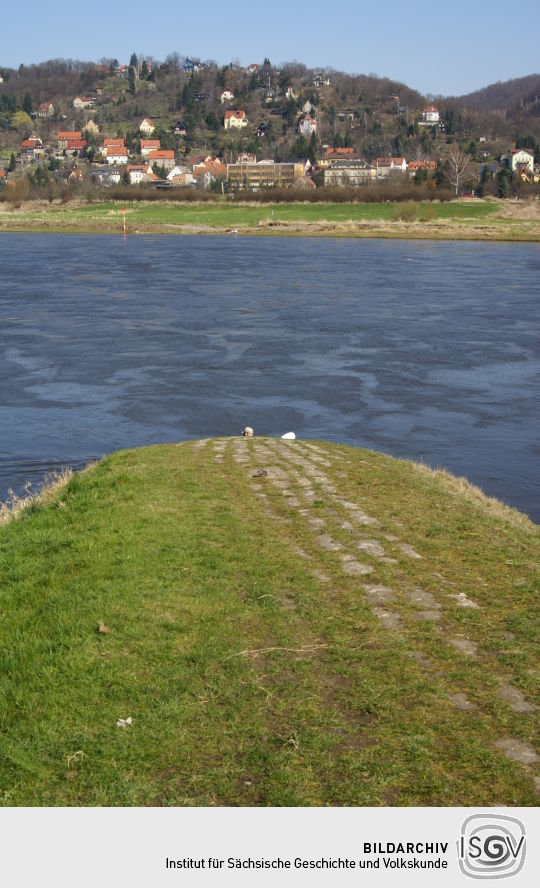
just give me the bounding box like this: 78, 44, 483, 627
224, 643, 329, 660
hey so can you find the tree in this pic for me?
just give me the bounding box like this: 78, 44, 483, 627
128, 65, 136, 95
442, 145, 472, 196
121, 170, 130, 185
22, 92, 33, 115
8, 152, 16, 172
141, 59, 148, 80
129, 52, 138, 68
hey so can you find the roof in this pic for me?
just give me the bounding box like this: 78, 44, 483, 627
104, 138, 125, 146
147, 150, 175, 159
66, 140, 87, 149
326, 147, 354, 157
38, 102, 53, 110
225, 110, 245, 120
510, 148, 533, 155
21, 138, 42, 148
127, 164, 150, 172
58, 131, 82, 140
140, 139, 161, 148
141, 118, 154, 125
424, 104, 439, 112
107, 147, 128, 156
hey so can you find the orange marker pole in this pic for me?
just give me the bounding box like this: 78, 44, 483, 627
122, 206, 126, 234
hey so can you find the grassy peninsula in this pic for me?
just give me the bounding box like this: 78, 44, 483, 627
0, 196, 539, 240
0, 438, 538, 806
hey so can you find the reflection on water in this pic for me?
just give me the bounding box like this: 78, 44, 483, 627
0, 233, 538, 521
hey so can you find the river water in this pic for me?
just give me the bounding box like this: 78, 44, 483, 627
0, 233, 538, 521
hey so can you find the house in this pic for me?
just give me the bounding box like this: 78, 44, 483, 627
91, 166, 122, 186
246, 63, 259, 75
220, 90, 235, 104
421, 104, 439, 125
68, 167, 83, 183
147, 149, 175, 171
167, 166, 194, 187
65, 139, 87, 156
407, 159, 437, 177
313, 72, 330, 87
139, 118, 155, 134
285, 87, 296, 100
102, 138, 125, 156
19, 137, 44, 161
326, 147, 355, 159
106, 147, 128, 164
224, 110, 248, 130
73, 96, 94, 110
174, 120, 187, 135
183, 58, 200, 73
127, 164, 151, 184
374, 157, 407, 175
140, 139, 161, 158
58, 131, 82, 149
237, 152, 257, 163
324, 158, 376, 187
257, 122, 268, 137
302, 100, 313, 115
507, 148, 534, 173
298, 117, 317, 137
37, 102, 55, 118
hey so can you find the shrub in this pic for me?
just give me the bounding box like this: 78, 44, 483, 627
392, 201, 417, 221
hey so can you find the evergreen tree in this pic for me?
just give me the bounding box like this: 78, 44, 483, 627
128, 66, 136, 95
8, 152, 16, 172
22, 92, 33, 115
141, 59, 148, 80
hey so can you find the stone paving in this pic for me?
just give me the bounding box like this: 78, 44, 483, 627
198, 436, 539, 794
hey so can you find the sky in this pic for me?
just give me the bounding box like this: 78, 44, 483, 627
4, 0, 539, 97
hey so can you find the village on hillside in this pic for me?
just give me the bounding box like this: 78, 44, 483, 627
0, 55, 539, 197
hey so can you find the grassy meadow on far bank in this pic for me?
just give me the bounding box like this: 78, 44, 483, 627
0, 438, 538, 806
0, 196, 538, 240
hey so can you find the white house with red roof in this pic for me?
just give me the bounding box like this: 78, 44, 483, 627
37, 102, 55, 118
224, 110, 248, 130
298, 117, 317, 137
140, 139, 161, 158
139, 118, 155, 134
374, 157, 407, 175
220, 90, 235, 104
73, 96, 95, 110
508, 148, 534, 173
421, 104, 440, 124
106, 146, 128, 165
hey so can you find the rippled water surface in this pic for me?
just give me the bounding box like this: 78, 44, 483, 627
0, 233, 538, 520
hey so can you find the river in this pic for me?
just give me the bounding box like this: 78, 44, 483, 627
0, 233, 538, 520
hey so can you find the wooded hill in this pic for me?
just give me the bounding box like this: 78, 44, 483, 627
1, 57, 539, 167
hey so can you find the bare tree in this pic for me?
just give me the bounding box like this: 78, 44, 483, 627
442, 145, 472, 195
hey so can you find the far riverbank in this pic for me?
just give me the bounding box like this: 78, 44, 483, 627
0, 197, 539, 241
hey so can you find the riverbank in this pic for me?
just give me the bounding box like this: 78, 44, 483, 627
1, 197, 539, 240
0, 438, 538, 805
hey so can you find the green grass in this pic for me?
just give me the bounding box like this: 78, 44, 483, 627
0, 439, 538, 806
1, 198, 499, 229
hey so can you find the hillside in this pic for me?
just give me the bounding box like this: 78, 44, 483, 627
0, 438, 538, 806
453, 74, 540, 115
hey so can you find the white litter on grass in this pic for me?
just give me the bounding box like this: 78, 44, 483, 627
281, 432, 296, 440
116, 717, 133, 728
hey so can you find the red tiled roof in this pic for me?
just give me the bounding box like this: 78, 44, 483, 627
140, 140, 161, 148
424, 104, 439, 112
104, 138, 125, 147
326, 147, 354, 157
66, 140, 87, 149
225, 110, 245, 120
58, 131, 82, 140
147, 150, 174, 159
107, 147, 128, 156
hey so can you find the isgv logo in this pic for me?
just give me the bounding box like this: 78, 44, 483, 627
458, 814, 526, 879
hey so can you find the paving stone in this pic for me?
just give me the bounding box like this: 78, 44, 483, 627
308, 517, 326, 530
354, 539, 385, 557
405, 586, 438, 609
495, 738, 539, 765
316, 534, 343, 551
292, 546, 311, 560
341, 555, 373, 576
373, 608, 402, 630
449, 693, 475, 712
449, 592, 480, 609
384, 534, 400, 542
313, 569, 330, 583
399, 543, 422, 559
416, 610, 442, 621
497, 680, 538, 714
362, 584, 395, 605
450, 638, 478, 657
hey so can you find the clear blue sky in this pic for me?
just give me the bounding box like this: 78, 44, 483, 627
4, 0, 539, 96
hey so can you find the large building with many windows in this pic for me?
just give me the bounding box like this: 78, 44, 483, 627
227, 160, 305, 189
